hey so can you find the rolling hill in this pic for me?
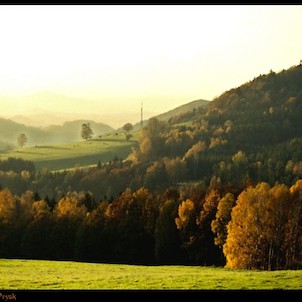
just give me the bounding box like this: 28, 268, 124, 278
0, 117, 115, 150
120, 63, 302, 190
0, 96, 210, 150
1, 133, 138, 171
44, 120, 115, 142
2, 63, 302, 177
130, 98, 210, 131
0, 117, 53, 149
154, 99, 209, 122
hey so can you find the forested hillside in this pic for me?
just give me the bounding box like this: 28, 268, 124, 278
128, 98, 209, 131
0, 63, 302, 270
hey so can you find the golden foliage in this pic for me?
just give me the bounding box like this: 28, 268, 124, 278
55, 192, 87, 220
31, 200, 51, 220
223, 181, 302, 270
183, 140, 206, 160
211, 192, 235, 248
198, 188, 221, 224
175, 199, 195, 230
0, 189, 16, 225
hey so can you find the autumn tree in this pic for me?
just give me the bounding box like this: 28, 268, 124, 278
224, 183, 270, 269
134, 187, 159, 248
183, 140, 206, 161
0, 189, 19, 257
175, 199, 195, 230
74, 200, 111, 262
81, 123, 93, 141
229, 150, 249, 187
163, 157, 188, 184
0, 189, 33, 257
100, 187, 155, 263
21, 200, 55, 259
53, 192, 88, 259
211, 192, 236, 249
267, 183, 292, 269
119, 189, 153, 263
77, 191, 97, 212
196, 188, 223, 265
123, 122, 133, 141
175, 198, 200, 264
17, 133, 28, 148
155, 199, 182, 264
223, 182, 299, 270
284, 180, 302, 268
138, 117, 167, 161
144, 161, 170, 190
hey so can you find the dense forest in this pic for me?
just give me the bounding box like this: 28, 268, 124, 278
0, 63, 302, 270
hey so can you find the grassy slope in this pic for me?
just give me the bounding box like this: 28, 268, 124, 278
154, 99, 209, 122
0, 259, 301, 290
0, 132, 139, 171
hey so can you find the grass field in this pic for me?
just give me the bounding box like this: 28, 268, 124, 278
0, 259, 301, 290
0, 132, 139, 171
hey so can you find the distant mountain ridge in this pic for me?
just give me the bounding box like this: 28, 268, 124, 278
10, 113, 68, 128
0, 98, 210, 149
0, 91, 157, 129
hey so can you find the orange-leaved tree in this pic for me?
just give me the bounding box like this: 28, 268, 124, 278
211, 192, 236, 249
223, 181, 300, 270
284, 179, 302, 268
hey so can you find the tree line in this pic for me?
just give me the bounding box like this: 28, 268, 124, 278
0, 179, 301, 270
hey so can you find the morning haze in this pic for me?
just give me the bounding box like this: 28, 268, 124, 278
0, 91, 161, 128
0, 5, 302, 129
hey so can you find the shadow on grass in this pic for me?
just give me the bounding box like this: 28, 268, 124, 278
34, 146, 70, 150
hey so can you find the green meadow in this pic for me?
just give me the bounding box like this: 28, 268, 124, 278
0, 259, 301, 290
0, 132, 139, 171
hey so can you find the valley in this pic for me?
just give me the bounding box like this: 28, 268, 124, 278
1, 132, 139, 171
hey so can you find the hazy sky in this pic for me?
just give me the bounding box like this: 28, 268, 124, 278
1, 4, 302, 118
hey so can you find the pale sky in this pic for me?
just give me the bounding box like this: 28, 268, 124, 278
0, 4, 302, 120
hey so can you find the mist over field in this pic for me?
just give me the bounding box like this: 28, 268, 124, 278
0, 91, 159, 129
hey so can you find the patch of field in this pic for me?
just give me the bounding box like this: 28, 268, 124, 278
0, 259, 301, 290
173, 120, 194, 128
0, 132, 139, 171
